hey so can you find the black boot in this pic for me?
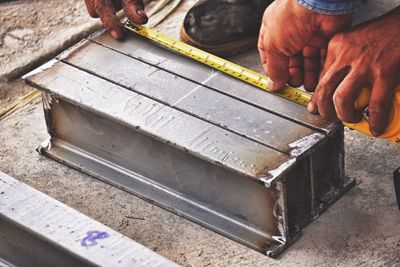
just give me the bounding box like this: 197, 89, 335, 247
180, 0, 272, 57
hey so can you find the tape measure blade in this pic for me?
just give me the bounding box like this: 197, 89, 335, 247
125, 22, 313, 106
124, 22, 394, 142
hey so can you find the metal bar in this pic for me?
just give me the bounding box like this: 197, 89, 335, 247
88, 31, 335, 133
27, 61, 290, 181
58, 40, 325, 155
24, 30, 354, 257
0, 171, 178, 267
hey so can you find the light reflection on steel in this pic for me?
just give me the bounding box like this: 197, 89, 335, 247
0, 172, 178, 267
24, 30, 354, 258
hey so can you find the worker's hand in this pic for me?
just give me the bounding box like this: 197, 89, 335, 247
258, 0, 352, 91
308, 7, 400, 136
84, 0, 148, 40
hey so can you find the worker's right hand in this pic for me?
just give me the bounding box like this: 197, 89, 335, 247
84, 0, 148, 40
258, 0, 352, 91
308, 7, 400, 136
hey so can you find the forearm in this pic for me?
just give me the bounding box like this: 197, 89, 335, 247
296, 0, 367, 14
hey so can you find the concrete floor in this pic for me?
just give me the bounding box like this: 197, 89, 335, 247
1, 0, 400, 266
0, 0, 101, 82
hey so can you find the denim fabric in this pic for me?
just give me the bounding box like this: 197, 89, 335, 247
296, 0, 367, 14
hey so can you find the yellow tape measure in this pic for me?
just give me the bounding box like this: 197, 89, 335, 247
124, 22, 400, 144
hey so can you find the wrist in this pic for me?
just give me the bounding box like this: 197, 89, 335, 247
291, 0, 353, 33
360, 6, 400, 37
296, 0, 366, 15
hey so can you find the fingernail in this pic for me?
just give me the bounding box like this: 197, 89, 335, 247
267, 79, 277, 91
137, 9, 148, 20
307, 102, 316, 113
111, 31, 119, 39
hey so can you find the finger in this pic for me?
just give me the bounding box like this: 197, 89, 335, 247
320, 48, 327, 69
85, 0, 98, 18
258, 22, 267, 66
308, 90, 319, 114
368, 78, 394, 136
303, 46, 320, 91
319, 47, 336, 80
314, 64, 350, 120
95, 1, 123, 39
288, 54, 303, 87
332, 73, 365, 123
122, 0, 148, 24
308, 48, 335, 114
265, 47, 289, 91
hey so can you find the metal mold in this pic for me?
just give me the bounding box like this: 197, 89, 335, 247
25, 30, 354, 258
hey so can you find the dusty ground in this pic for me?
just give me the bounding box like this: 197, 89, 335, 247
1, 0, 400, 266
0, 0, 99, 82
0, 0, 100, 113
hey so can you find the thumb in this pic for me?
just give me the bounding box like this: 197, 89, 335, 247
122, 0, 148, 24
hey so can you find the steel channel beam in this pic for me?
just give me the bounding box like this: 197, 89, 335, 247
88, 31, 335, 133
24, 30, 354, 257
58, 41, 322, 155
0, 171, 178, 267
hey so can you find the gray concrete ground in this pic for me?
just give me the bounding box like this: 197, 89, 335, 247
1, 0, 400, 266
0, 0, 100, 82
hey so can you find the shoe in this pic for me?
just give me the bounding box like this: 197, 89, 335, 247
180, 0, 272, 57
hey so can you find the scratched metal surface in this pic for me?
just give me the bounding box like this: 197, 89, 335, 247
38, 100, 283, 252
59, 40, 325, 155
23, 29, 350, 258
0, 171, 178, 267
26, 60, 294, 254
28, 61, 291, 179
89, 31, 335, 133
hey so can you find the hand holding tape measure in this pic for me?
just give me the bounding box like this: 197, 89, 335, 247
347, 88, 400, 144
124, 22, 400, 144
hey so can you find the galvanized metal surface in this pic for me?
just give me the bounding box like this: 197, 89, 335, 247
30, 61, 289, 179
0, 171, 178, 267
59, 40, 323, 154
89, 32, 335, 133
24, 29, 354, 257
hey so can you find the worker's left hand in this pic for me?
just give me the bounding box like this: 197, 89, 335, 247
308, 7, 400, 136
84, 0, 148, 40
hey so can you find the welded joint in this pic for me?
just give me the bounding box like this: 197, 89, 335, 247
42, 92, 57, 110
266, 182, 288, 258
260, 158, 296, 188
288, 132, 325, 157
37, 137, 52, 154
